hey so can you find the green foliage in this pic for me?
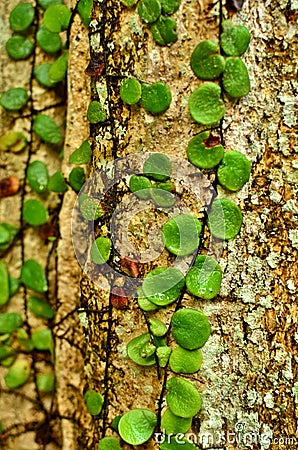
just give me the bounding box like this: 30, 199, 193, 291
43, 4, 71, 32
127, 333, 156, 366
160, 0, 180, 14
49, 51, 69, 83
69, 140, 92, 164
161, 408, 192, 434
188, 82, 225, 125
156, 346, 171, 367
220, 20, 251, 56
37, 0, 63, 9
186, 254, 222, 300
5, 36, 34, 60
120, 0, 138, 6
137, 288, 158, 311
151, 16, 178, 46
79, 197, 103, 220
120, 78, 142, 105
4, 359, 31, 388
36, 25, 62, 53
129, 175, 151, 199
27, 160, 49, 194
222, 57, 250, 98
48, 171, 68, 192
0, 223, 18, 251
21, 259, 48, 293
162, 214, 202, 256
33, 114, 62, 144
118, 409, 157, 445
150, 188, 175, 207
169, 346, 202, 373
69, 167, 85, 192
0, 131, 27, 153
141, 82, 172, 114
217, 150, 251, 191
143, 153, 171, 181
0, 88, 28, 111
34, 63, 57, 88
23, 199, 49, 226
98, 436, 122, 450
0, 262, 10, 305
190, 40, 225, 80
166, 376, 202, 418
84, 389, 104, 415
90, 237, 112, 264
77, 0, 93, 26
0, 312, 23, 334
36, 372, 55, 392
9, 3, 35, 32
16, 329, 34, 352
142, 267, 185, 306
171, 308, 211, 350
28, 296, 55, 319
138, 0, 161, 23
32, 328, 53, 351
187, 130, 224, 169
9, 276, 20, 297
87, 101, 107, 123
207, 198, 243, 240
148, 318, 167, 336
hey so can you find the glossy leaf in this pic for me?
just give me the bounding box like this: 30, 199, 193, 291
44, 4, 71, 32
120, 78, 142, 105
187, 130, 224, 169
49, 51, 69, 83
98, 436, 122, 450
186, 255, 222, 299
118, 409, 157, 445
190, 40, 225, 80
143, 153, 171, 181
172, 308, 211, 350
37, 25, 62, 53
189, 82, 225, 125
169, 346, 203, 374
0, 262, 10, 305
222, 57, 250, 98
151, 16, 178, 46
69, 167, 85, 192
90, 237, 112, 264
84, 389, 104, 415
27, 160, 49, 194
166, 376, 202, 418
161, 408, 192, 435
48, 171, 68, 192
36, 373, 55, 392
21, 259, 48, 293
142, 267, 184, 306
217, 150, 251, 191
9, 3, 35, 32
141, 82, 172, 115
138, 0, 161, 23
127, 333, 156, 366
207, 198, 243, 240
32, 328, 53, 351
87, 101, 107, 123
23, 199, 49, 226
33, 114, 62, 144
34, 63, 58, 88
162, 214, 202, 256
78, 0, 93, 26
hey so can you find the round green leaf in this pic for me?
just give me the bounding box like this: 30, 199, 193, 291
151, 16, 178, 46
90, 237, 112, 264
169, 346, 202, 374
80, 197, 103, 220
0, 88, 28, 111
21, 259, 48, 293
120, 78, 142, 105
4, 359, 31, 388
0, 223, 18, 251
36, 373, 55, 393
138, 0, 161, 23
6, 36, 34, 60
43, 4, 71, 32
207, 198, 243, 240
0, 346, 16, 364
27, 160, 49, 194
161, 408, 192, 435
143, 153, 171, 181
137, 288, 158, 312
69, 140, 92, 164
166, 377, 202, 418
141, 82, 172, 114
187, 130, 224, 169
190, 40, 225, 80
162, 214, 202, 256
33, 114, 62, 144
87, 101, 107, 123
23, 199, 49, 226
222, 57, 250, 98
48, 171, 68, 192
220, 20, 251, 56
9, 3, 35, 32
217, 150, 251, 191
49, 51, 69, 83
69, 167, 85, 192
188, 82, 225, 125
142, 267, 185, 307
127, 333, 156, 366
32, 328, 53, 351
0, 262, 9, 306
118, 409, 157, 445
28, 296, 55, 319
98, 436, 122, 450
77, 0, 93, 26
186, 255, 222, 299
38, 0, 63, 9
9, 276, 20, 297
34, 63, 57, 88
149, 318, 167, 337
0, 131, 27, 153
0, 226, 10, 245
160, 0, 180, 14
0, 313, 23, 334
16, 329, 34, 352
150, 188, 175, 208
171, 308, 211, 350
156, 346, 171, 367
129, 175, 151, 199
37, 25, 62, 53
84, 389, 104, 415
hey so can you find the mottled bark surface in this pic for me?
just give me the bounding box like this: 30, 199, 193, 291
1, 0, 297, 449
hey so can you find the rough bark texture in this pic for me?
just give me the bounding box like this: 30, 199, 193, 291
0, 0, 297, 449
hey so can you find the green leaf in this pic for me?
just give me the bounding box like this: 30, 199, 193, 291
166, 376, 202, 418
0, 262, 10, 306
44, 4, 71, 32
148, 318, 167, 337
129, 175, 151, 199
84, 389, 104, 415
37, 24, 62, 53
32, 328, 53, 351
120, 78, 142, 105
142, 267, 184, 306
34, 63, 58, 88
69, 140, 92, 164
69, 167, 85, 192
171, 308, 211, 350
79, 197, 103, 220
48, 171, 68, 192
169, 346, 202, 374
207, 198, 243, 240
37, 0, 63, 10
27, 160, 49, 194
9, 276, 20, 297
9, 3, 35, 32
49, 51, 69, 83
21, 259, 48, 293
5, 36, 34, 60
222, 57, 250, 98
28, 296, 55, 319
16, 329, 34, 352
127, 333, 156, 366
23, 199, 49, 226
188, 82, 225, 125
0, 223, 18, 251
78, 0, 93, 26
0, 131, 27, 153
4, 359, 31, 388
36, 373, 55, 392
160, 0, 180, 14
90, 237, 112, 264
0, 346, 16, 363
220, 20, 251, 56
98, 436, 122, 450
143, 153, 171, 181
187, 130, 224, 169
190, 40, 225, 80
161, 408, 192, 435
0, 88, 28, 111
118, 409, 157, 445
120, 0, 138, 6
138, 0, 161, 23
186, 255, 222, 299
151, 16, 178, 46
150, 188, 175, 208
217, 150, 251, 191
162, 214, 202, 256
137, 288, 158, 312
0, 313, 23, 334
156, 346, 171, 367
33, 114, 62, 144
141, 82, 172, 115
87, 101, 107, 123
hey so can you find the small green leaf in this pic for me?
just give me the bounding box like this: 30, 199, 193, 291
217, 150, 251, 191
142, 267, 185, 307
0, 346, 16, 363
87, 101, 107, 123
16, 329, 34, 352
28, 296, 55, 319
0, 223, 18, 251
69, 140, 92, 164
5, 36, 34, 60
49, 51, 69, 83
84, 389, 104, 415
207, 198, 243, 240
98, 436, 122, 450
160, 0, 180, 14
9, 3, 35, 32
190, 40, 225, 80
48, 171, 68, 192
138, 0, 161, 23
220, 20, 251, 56
143, 153, 171, 181
120, 78, 142, 105
79, 197, 103, 220
151, 16, 178, 46
44, 4, 71, 32
0, 88, 28, 111
21, 259, 48, 293
162, 214, 202, 256
36, 373, 55, 392
120, 0, 138, 6
161, 408, 192, 435
222, 57, 250, 98
127, 333, 156, 366
186, 255, 222, 299
129, 175, 151, 199
0, 262, 10, 306
137, 288, 158, 312
0, 313, 23, 334
37, 0, 63, 9
9, 276, 20, 297
23, 199, 49, 226
78, 0, 93, 26
32, 328, 53, 351
37, 24, 62, 53
33, 114, 62, 144
166, 376, 202, 418
34, 63, 58, 88
69, 167, 85, 192
148, 318, 167, 337
156, 346, 171, 367
188, 82, 225, 125
0, 131, 27, 153
4, 359, 31, 388
27, 160, 49, 194
150, 188, 175, 207
141, 82, 172, 115
90, 237, 112, 264
169, 346, 203, 374
171, 308, 211, 350
118, 409, 157, 445
187, 130, 224, 169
